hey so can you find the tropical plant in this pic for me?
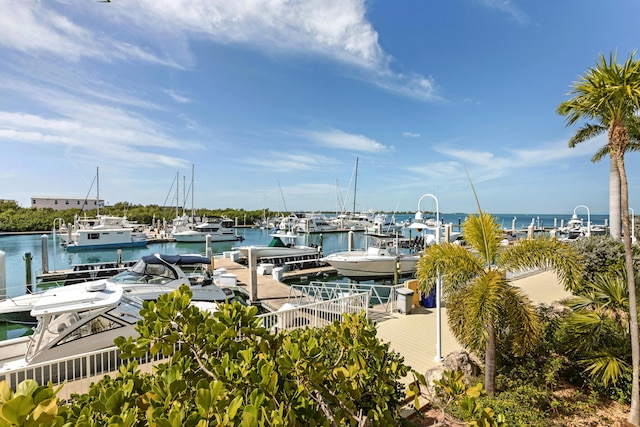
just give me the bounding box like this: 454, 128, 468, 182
64, 285, 411, 426
557, 50, 640, 425
560, 272, 633, 387
415, 211, 582, 395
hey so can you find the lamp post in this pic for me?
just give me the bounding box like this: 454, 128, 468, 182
573, 205, 591, 237
408, 193, 443, 362
633, 209, 636, 244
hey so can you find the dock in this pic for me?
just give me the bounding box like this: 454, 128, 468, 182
212, 257, 335, 311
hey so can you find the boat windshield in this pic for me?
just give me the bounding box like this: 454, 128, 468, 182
110, 259, 178, 285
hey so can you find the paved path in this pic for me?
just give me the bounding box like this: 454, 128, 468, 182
374, 270, 571, 385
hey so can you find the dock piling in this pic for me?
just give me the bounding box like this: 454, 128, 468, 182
0, 251, 5, 300
24, 252, 33, 293
41, 234, 49, 274
248, 247, 258, 302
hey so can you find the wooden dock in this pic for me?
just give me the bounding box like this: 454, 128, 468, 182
212, 257, 335, 311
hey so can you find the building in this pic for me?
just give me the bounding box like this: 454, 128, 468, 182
31, 196, 104, 211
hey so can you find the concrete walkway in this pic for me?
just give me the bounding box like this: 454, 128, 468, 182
374, 270, 572, 385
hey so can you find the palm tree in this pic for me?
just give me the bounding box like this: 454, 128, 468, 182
563, 116, 640, 240
415, 212, 582, 395
557, 51, 640, 425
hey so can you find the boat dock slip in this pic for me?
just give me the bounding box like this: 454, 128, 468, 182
212, 257, 336, 311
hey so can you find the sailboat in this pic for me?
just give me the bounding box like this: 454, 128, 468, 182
62, 167, 149, 251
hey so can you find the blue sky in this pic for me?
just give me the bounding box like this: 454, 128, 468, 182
1, 0, 638, 216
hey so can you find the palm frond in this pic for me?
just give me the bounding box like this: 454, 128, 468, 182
498, 237, 583, 292
415, 243, 483, 298
500, 285, 542, 356
581, 352, 630, 386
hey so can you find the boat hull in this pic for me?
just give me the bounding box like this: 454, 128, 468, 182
64, 240, 148, 251
173, 232, 241, 243
322, 251, 420, 281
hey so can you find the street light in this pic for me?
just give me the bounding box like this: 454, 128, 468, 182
573, 205, 591, 237
408, 193, 443, 362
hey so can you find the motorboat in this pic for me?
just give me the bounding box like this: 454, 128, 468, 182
330, 211, 376, 231
0, 282, 143, 370
235, 232, 320, 259
61, 214, 149, 251
295, 213, 338, 233
0, 254, 234, 324
365, 213, 404, 235
172, 217, 242, 242
321, 237, 420, 281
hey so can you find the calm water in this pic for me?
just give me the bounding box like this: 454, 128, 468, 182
0, 212, 608, 296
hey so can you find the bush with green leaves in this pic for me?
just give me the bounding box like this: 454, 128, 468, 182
63, 285, 411, 426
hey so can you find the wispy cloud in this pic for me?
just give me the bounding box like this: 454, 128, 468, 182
166, 90, 192, 104
0, 1, 439, 102
403, 132, 421, 138
243, 151, 336, 172
301, 128, 390, 152
480, 0, 528, 24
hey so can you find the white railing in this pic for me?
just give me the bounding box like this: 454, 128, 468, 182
257, 291, 370, 331
0, 293, 371, 398
289, 281, 403, 313
0, 346, 170, 400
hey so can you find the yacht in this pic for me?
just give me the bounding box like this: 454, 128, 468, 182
365, 213, 404, 235
0, 254, 234, 324
61, 214, 149, 251
321, 237, 420, 281
295, 213, 338, 233
0, 282, 143, 370
172, 217, 242, 242
235, 232, 320, 259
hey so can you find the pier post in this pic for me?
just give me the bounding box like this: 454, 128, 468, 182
24, 252, 33, 293
41, 234, 49, 274
117, 249, 122, 267
248, 247, 258, 302
319, 234, 323, 253
0, 251, 5, 300
444, 224, 451, 243
348, 230, 354, 252
527, 223, 534, 240
394, 256, 399, 286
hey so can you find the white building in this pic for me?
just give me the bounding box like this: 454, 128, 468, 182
31, 196, 104, 211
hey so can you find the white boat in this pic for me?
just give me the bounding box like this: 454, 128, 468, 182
321, 237, 420, 281
0, 282, 143, 370
62, 214, 149, 251
235, 232, 321, 259
0, 254, 234, 324
295, 213, 338, 233
331, 211, 376, 231
172, 217, 241, 242
365, 213, 404, 235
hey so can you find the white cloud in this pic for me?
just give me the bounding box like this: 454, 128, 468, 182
302, 129, 389, 152
243, 152, 335, 172
480, 0, 528, 24
403, 132, 421, 138
0, 0, 439, 101
166, 90, 192, 104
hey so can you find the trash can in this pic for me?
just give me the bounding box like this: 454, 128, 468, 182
396, 288, 414, 314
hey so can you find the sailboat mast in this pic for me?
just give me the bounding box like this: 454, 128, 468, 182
191, 164, 195, 219
175, 171, 179, 218
352, 157, 358, 214
96, 166, 100, 216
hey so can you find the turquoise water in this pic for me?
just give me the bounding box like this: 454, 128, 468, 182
0, 212, 608, 295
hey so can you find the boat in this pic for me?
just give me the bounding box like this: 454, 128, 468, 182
321, 237, 420, 281
172, 217, 242, 242
61, 214, 149, 251
235, 232, 321, 259
295, 213, 338, 233
365, 213, 404, 235
0, 282, 143, 370
0, 254, 234, 324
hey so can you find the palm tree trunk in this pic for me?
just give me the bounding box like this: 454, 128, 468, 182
485, 318, 497, 395
615, 154, 640, 426
610, 156, 622, 239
